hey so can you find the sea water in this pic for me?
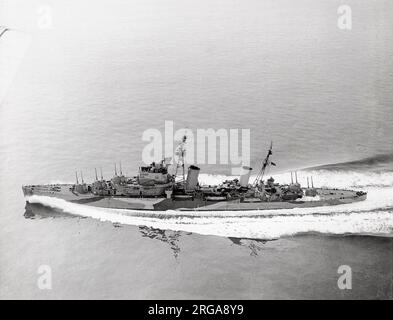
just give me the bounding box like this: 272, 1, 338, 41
0, 0, 392, 299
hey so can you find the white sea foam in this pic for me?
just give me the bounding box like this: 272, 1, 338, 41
26, 169, 393, 239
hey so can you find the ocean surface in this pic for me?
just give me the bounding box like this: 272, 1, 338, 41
0, 0, 392, 299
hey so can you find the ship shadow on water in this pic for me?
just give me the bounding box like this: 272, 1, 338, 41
24, 202, 270, 258
228, 237, 268, 257
137, 226, 269, 258
24, 201, 80, 220
138, 226, 191, 259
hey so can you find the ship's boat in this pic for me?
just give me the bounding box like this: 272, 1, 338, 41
173, 194, 194, 200
205, 196, 227, 201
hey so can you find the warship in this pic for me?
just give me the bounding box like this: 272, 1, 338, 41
22, 139, 367, 211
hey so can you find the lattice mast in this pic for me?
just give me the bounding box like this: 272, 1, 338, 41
253, 141, 276, 186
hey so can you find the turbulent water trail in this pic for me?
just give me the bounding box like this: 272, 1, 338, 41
27, 166, 393, 239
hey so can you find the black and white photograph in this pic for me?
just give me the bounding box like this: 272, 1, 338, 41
0, 0, 392, 302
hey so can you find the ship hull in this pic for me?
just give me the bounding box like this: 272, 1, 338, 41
22, 184, 367, 211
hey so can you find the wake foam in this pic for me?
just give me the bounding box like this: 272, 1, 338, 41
26, 189, 393, 240
25, 168, 393, 239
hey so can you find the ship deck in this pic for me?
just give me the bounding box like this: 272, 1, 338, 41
22, 184, 366, 211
